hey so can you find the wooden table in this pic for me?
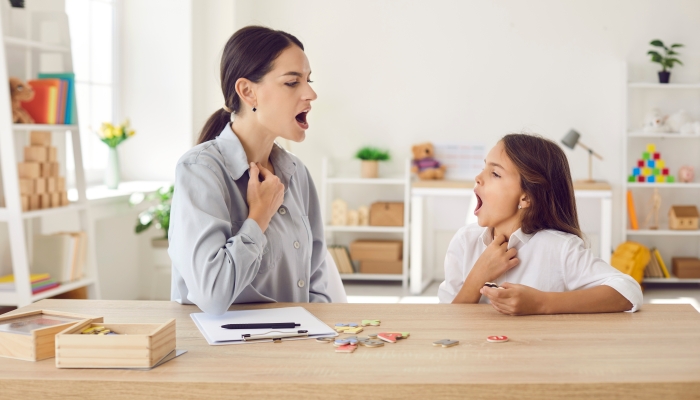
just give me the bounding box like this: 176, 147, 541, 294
1, 300, 699, 399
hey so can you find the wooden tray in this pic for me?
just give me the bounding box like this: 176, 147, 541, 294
0, 309, 101, 361
55, 319, 176, 369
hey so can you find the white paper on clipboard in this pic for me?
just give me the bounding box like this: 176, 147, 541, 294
190, 306, 337, 345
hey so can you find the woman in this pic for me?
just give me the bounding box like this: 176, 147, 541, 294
169, 26, 330, 315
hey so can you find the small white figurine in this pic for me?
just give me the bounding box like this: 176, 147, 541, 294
358, 206, 370, 226
331, 199, 348, 226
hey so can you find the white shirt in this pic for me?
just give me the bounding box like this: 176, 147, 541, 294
438, 224, 643, 312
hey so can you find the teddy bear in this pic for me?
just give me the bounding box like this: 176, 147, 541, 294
411, 142, 446, 180
10, 77, 35, 123
642, 108, 669, 133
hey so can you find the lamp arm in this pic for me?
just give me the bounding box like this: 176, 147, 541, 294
576, 141, 603, 160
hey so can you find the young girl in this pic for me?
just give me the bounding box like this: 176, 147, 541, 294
438, 134, 642, 314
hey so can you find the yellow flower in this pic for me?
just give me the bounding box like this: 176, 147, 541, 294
128, 130, 136, 137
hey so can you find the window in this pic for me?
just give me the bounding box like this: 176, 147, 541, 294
65, 0, 115, 185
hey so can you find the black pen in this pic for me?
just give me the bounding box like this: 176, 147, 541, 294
221, 322, 301, 329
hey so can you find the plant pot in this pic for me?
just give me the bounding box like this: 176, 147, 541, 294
361, 160, 379, 178
658, 71, 670, 84
105, 146, 120, 189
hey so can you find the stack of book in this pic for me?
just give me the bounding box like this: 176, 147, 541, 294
327, 245, 355, 274
19, 73, 77, 125
0, 273, 60, 295
645, 248, 671, 279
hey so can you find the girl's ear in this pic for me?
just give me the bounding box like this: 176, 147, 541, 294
520, 194, 531, 210
235, 78, 257, 111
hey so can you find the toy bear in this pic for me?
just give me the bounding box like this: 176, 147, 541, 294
10, 77, 35, 123
411, 142, 446, 180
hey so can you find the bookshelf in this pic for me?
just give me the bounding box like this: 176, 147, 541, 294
320, 157, 410, 289
623, 64, 700, 285
0, 2, 100, 306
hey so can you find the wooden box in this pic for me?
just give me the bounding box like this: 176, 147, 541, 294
360, 260, 403, 274
55, 319, 176, 369
349, 240, 403, 261
369, 202, 404, 226
671, 257, 700, 279
0, 310, 100, 361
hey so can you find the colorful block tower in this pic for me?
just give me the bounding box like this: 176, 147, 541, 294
628, 144, 675, 183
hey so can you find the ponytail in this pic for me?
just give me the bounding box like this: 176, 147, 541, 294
196, 26, 304, 145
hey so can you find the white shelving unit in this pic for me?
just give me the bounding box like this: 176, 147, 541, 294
0, 3, 100, 306
320, 157, 410, 289
623, 66, 700, 286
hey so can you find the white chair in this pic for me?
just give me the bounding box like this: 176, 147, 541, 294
324, 250, 348, 303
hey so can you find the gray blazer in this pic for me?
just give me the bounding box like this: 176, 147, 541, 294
169, 124, 330, 314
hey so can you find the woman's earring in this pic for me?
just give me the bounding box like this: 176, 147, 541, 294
252, 106, 257, 112
518, 204, 522, 210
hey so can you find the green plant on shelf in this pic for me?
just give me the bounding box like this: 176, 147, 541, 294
355, 147, 390, 161
129, 185, 173, 239
647, 39, 683, 72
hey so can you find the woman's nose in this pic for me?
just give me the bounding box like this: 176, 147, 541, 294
305, 85, 318, 101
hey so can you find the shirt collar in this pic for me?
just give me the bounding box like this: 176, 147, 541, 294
215, 123, 297, 191
479, 226, 534, 250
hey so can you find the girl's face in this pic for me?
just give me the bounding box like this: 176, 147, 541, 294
473, 141, 528, 232
253, 45, 317, 142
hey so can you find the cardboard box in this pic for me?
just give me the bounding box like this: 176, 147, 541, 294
19, 179, 34, 195
30, 131, 52, 146
369, 202, 404, 227
18, 162, 40, 179
349, 240, 403, 261
360, 260, 403, 274
55, 319, 176, 369
672, 257, 700, 279
0, 310, 101, 361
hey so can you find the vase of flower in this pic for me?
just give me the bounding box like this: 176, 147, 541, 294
97, 119, 136, 190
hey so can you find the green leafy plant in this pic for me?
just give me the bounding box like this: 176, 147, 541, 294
648, 40, 684, 71
130, 185, 174, 239
355, 147, 390, 161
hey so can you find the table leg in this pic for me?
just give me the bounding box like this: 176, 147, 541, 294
410, 195, 424, 295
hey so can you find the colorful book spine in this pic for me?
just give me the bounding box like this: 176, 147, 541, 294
626, 191, 639, 230
653, 249, 671, 278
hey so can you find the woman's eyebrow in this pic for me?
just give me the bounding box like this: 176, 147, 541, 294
280, 71, 312, 78
486, 161, 505, 170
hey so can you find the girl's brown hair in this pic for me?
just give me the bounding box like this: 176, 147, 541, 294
501, 133, 583, 239
197, 26, 304, 145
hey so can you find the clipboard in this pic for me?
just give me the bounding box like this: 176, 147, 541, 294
190, 306, 337, 345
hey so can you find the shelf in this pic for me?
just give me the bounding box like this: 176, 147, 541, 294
325, 225, 406, 233
626, 183, 700, 189
325, 176, 406, 185
628, 82, 700, 89
0, 277, 95, 306
627, 132, 699, 138
339, 273, 403, 281
12, 124, 78, 132
643, 277, 700, 284
0, 203, 87, 222
627, 229, 700, 236
4, 36, 70, 52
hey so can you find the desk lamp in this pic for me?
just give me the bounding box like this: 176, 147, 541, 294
561, 129, 603, 183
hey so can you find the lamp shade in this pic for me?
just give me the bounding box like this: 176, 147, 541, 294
561, 129, 580, 149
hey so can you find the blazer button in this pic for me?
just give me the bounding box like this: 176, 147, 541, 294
278, 207, 287, 215
297, 279, 305, 288
293, 241, 300, 249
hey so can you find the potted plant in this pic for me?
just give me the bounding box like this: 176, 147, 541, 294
97, 119, 136, 189
647, 39, 683, 84
355, 147, 390, 178
130, 185, 174, 248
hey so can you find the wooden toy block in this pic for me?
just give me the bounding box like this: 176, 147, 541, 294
657, 160, 665, 169
667, 176, 676, 183
637, 176, 645, 182
28, 194, 40, 210
637, 160, 644, 167
653, 168, 660, 175
646, 144, 656, 152
24, 146, 48, 162
632, 167, 640, 176
34, 178, 46, 194
50, 162, 60, 177
50, 192, 61, 207
662, 168, 669, 176
657, 175, 666, 183
60, 191, 69, 206
646, 160, 655, 168
642, 167, 651, 176
642, 152, 650, 160
39, 193, 51, 209
39, 163, 52, 178
30, 131, 52, 146
19, 179, 34, 195
653, 153, 660, 160
648, 176, 656, 183
47, 177, 57, 192
47, 147, 58, 162
21, 195, 29, 212
18, 162, 40, 179
628, 175, 635, 182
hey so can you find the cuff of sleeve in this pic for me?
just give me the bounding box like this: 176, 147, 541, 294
239, 218, 268, 255
603, 279, 643, 313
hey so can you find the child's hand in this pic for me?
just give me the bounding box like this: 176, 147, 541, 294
480, 283, 545, 315
472, 234, 520, 282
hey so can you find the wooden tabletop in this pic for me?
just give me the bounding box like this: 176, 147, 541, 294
1, 300, 699, 399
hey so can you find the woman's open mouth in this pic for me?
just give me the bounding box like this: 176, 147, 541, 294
474, 193, 483, 215
295, 110, 309, 129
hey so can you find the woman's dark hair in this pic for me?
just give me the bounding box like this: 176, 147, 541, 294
197, 26, 304, 144
501, 133, 583, 239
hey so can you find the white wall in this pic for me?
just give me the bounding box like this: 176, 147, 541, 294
230, 0, 700, 248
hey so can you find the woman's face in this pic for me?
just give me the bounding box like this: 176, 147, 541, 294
253, 45, 317, 142
473, 141, 526, 231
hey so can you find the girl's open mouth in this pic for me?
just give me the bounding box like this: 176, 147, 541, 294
474, 193, 483, 215
295, 111, 309, 129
